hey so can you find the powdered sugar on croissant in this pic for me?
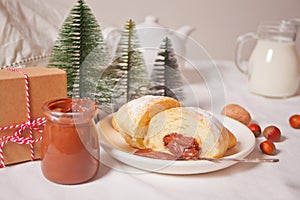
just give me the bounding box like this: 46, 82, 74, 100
112, 95, 182, 149
144, 107, 236, 158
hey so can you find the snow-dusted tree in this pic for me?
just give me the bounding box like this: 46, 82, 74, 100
150, 37, 183, 100
48, 0, 110, 102
112, 19, 150, 103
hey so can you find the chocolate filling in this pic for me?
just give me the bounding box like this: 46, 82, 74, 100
134, 133, 201, 160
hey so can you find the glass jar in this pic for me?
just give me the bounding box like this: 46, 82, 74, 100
41, 98, 99, 184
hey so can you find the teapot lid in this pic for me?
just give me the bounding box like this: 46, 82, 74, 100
137, 16, 165, 29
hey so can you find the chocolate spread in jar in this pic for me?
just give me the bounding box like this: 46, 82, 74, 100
41, 98, 99, 184
134, 133, 201, 160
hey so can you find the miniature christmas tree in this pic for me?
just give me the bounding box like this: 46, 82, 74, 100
95, 58, 125, 113
48, 0, 110, 100
150, 37, 183, 100
111, 19, 150, 103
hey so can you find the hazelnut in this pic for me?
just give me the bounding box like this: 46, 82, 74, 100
260, 140, 277, 155
248, 123, 261, 137
263, 125, 281, 142
289, 114, 300, 129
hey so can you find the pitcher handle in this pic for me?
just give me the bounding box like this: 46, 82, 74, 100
234, 32, 256, 74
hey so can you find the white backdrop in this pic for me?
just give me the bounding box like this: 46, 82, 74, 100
0, 0, 299, 67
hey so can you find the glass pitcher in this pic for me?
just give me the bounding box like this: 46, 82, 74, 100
235, 20, 300, 98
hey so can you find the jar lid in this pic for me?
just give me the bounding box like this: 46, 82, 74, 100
42, 98, 98, 124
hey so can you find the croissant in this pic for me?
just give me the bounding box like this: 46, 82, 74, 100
144, 107, 237, 158
112, 96, 237, 158
112, 95, 182, 149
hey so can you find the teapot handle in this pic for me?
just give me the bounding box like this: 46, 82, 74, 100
234, 32, 256, 74
102, 27, 122, 56
102, 27, 121, 38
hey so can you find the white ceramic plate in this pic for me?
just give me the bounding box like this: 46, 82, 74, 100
97, 114, 255, 174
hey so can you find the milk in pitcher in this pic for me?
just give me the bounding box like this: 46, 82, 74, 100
235, 21, 300, 98
248, 39, 300, 97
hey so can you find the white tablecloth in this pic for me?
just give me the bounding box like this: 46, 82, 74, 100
1, 61, 300, 200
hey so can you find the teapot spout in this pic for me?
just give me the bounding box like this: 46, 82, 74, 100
176, 26, 195, 40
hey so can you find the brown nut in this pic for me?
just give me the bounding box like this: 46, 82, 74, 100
221, 104, 251, 125
260, 140, 277, 155
248, 123, 261, 137
263, 125, 281, 142
289, 114, 300, 129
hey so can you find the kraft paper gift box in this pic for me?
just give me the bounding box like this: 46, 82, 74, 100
0, 67, 67, 166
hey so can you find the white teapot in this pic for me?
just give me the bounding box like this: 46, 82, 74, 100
103, 16, 194, 70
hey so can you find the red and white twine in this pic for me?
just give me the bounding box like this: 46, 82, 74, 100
0, 68, 46, 168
